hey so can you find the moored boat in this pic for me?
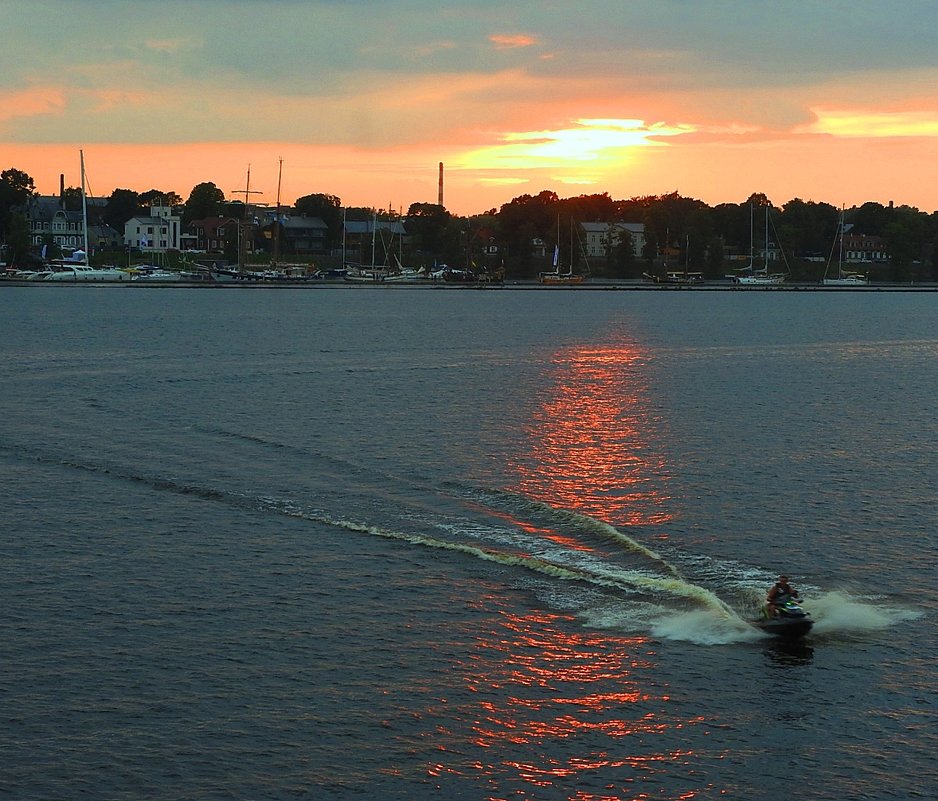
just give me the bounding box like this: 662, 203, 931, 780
823, 207, 869, 286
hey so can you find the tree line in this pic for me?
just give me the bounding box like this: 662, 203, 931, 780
2, 166, 937, 280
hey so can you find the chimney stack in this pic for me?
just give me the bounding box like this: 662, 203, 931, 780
438, 162, 444, 207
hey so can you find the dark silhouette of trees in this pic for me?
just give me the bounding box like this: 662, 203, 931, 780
6, 158, 938, 279
104, 189, 143, 231
295, 193, 342, 250
405, 203, 451, 259
184, 182, 225, 225
0, 168, 36, 242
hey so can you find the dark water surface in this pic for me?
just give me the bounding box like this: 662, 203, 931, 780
1, 287, 935, 800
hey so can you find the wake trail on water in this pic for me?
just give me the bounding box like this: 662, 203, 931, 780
21, 437, 917, 646
283, 503, 736, 617
805, 591, 923, 635
457, 486, 683, 576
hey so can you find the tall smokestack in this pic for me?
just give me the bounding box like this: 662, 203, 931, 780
60, 174, 65, 205
438, 162, 444, 207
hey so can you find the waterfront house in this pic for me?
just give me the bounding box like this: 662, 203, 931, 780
123, 204, 182, 253
581, 222, 645, 259
188, 216, 242, 253
264, 215, 328, 254
23, 194, 121, 256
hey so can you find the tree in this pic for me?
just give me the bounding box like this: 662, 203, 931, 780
184, 182, 225, 225
139, 189, 182, 209
641, 222, 658, 265
706, 236, 725, 276
405, 202, 451, 257
496, 190, 559, 276
5, 212, 32, 266
105, 189, 142, 231
61, 186, 82, 212
611, 227, 636, 276
295, 193, 342, 250
0, 168, 36, 238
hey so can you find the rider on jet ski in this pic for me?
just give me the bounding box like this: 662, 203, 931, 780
766, 575, 800, 617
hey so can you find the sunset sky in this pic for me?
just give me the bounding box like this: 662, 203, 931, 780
4, 0, 938, 216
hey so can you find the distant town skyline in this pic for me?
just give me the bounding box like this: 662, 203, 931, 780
4, 1, 938, 216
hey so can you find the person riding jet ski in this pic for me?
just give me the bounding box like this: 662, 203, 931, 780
766, 575, 800, 617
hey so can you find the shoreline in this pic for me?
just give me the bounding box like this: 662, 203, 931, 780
2, 278, 937, 291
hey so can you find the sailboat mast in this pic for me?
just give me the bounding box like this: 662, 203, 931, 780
273, 158, 282, 266
342, 207, 347, 266
838, 206, 845, 278
748, 202, 754, 268
764, 204, 769, 269
80, 149, 89, 263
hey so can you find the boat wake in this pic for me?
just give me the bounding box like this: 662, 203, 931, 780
2, 437, 920, 646
804, 591, 923, 635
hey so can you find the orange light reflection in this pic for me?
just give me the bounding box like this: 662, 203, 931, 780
459, 609, 706, 789
511, 342, 673, 528
479, 503, 598, 553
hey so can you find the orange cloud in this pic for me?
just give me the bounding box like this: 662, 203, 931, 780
0, 87, 66, 123
489, 33, 539, 49
800, 107, 938, 137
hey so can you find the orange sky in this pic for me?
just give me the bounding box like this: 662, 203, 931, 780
3, 2, 938, 216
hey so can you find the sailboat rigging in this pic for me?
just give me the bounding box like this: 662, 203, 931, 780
822, 206, 869, 286
43, 150, 128, 281
729, 202, 787, 285
539, 217, 586, 285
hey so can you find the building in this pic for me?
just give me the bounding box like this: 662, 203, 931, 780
22, 195, 120, 255
342, 219, 407, 264
842, 230, 887, 263
581, 222, 646, 259
124, 204, 183, 253
188, 216, 241, 253
268, 215, 328, 254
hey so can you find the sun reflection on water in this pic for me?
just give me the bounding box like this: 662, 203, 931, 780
411, 338, 719, 797
416, 605, 713, 798
510, 341, 672, 528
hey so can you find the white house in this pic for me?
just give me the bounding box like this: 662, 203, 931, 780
124, 204, 182, 253
581, 222, 645, 259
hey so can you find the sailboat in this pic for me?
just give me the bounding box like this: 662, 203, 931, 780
823, 207, 869, 286
344, 212, 388, 282
44, 151, 128, 281
730, 203, 787, 285
539, 218, 586, 285
645, 234, 705, 284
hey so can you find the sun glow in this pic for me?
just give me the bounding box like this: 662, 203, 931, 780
459, 118, 693, 173
801, 107, 938, 137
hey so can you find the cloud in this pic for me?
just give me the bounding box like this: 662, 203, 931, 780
460, 118, 694, 172
489, 33, 539, 49
0, 88, 66, 126
799, 108, 938, 138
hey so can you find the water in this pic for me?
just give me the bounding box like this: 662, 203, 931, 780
1, 286, 935, 800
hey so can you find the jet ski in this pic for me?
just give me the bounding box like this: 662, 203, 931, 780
752, 598, 813, 638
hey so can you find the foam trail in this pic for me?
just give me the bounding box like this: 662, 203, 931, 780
806, 591, 922, 634
585, 564, 736, 616
650, 610, 765, 645
290, 507, 742, 622
465, 487, 683, 578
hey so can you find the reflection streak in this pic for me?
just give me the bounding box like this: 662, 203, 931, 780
435, 608, 709, 796
511, 342, 672, 527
